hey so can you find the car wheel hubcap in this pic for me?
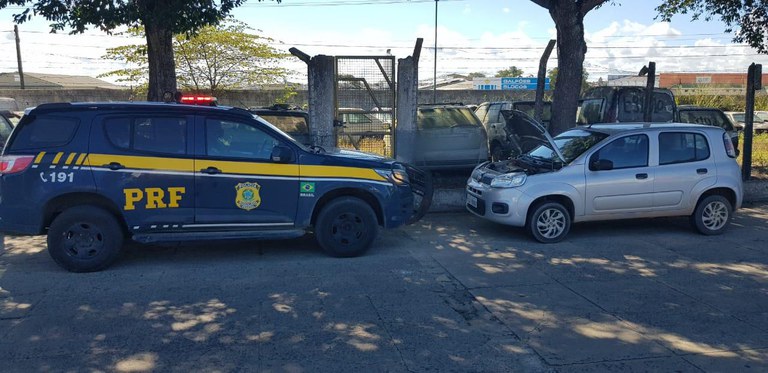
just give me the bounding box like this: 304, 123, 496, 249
536, 208, 566, 239
702, 201, 728, 231
331, 213, 365, 246
62, 223, 104, 259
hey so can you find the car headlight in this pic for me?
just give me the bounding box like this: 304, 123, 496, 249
490, 172, 526, 188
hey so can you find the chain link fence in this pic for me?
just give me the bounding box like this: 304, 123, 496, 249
335, 56, 395, 156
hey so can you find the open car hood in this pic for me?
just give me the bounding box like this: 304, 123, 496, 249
500, 109, 565, 163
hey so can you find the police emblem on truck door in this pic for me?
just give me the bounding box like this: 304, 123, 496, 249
235, 182, 261, 210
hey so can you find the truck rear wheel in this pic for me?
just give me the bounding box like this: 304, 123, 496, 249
47, 206, 124, 272
315, 197, 378, 257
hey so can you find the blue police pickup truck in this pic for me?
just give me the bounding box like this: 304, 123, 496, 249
0, 102, 429, 272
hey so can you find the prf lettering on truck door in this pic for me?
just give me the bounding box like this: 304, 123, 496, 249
123, 187, 186, 210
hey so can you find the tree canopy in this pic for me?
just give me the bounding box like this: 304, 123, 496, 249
657, 0, 768, 54
495, 66, 524, 77
102, 21, 290, 96
0, 0, 278, 100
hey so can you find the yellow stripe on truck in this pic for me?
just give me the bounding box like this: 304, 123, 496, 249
51, 152, 64, 165
84, 153, 387, 182
200, 160, 299, 176
86, 154, 194, 172
34, 152, 46, 164
64, 153, 77, 165
301, 165, 387, 181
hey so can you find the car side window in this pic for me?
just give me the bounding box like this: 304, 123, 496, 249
658, 132, 710, 165
104, 116, 187, 155
206, 119, 279, 160
593, 134, 649, 169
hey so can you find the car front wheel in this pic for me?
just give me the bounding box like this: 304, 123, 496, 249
528, 202, 571, 243
47, 206, 124, 272
692, 195, 732, 235
315, 197, 379, 257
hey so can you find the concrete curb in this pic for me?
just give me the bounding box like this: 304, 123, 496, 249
429, 179, 768, 213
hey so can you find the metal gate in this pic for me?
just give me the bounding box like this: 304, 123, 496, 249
334, 56, 395, 156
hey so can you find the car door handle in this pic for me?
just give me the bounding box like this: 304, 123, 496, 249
104, 162, 124, 170
636, 173, 648, 180
201, 166, 222, 175
697, 168, 708, 174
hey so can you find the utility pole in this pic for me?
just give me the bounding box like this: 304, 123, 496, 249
433, 0, 438, 103
14, 25, 25, 89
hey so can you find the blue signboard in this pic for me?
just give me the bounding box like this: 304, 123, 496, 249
500, 77, 550, 90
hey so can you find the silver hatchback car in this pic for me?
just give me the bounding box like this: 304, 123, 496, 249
466, 121, 743, 242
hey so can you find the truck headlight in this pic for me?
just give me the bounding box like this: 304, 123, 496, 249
376, 164, 410, 185
490, 172, 526, 188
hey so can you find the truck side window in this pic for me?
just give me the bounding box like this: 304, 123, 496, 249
104, 117, 187, 155
9, 115, 79, 150
205, 119, 279, 160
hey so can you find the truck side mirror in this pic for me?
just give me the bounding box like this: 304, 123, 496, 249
271, 145, 294, 163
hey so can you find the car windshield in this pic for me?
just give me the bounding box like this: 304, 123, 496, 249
526, 129, 608, 164
755, 112, 768, 122
732, 113, 746, 122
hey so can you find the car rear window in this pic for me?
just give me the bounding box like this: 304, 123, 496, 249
417, 107, 481, 129
9, 115, 78, 150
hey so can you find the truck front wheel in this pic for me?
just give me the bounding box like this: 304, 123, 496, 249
315, 197, 379, 257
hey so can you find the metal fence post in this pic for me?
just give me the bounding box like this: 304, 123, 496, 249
742, 63, 761, 180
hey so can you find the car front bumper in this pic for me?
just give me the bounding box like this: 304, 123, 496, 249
465, 178, 532, 227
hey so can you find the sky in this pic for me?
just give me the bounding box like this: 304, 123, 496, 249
1, 0, 767, 86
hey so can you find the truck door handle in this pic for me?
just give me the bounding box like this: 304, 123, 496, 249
104, 162, 124, 170
697, 168, 708, 174
636, 173, 648, 180
201, 166, 222, 174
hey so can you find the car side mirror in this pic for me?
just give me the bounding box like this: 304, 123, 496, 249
271, 145, 294, 163
589, 158, 614, 171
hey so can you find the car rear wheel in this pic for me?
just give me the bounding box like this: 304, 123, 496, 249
47, 206, 124, 272
528, 202, 571, 243
315, 197, 379, 257
692, 195, 732, 235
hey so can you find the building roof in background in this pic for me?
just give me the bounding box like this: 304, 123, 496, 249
0, 72, 122, 89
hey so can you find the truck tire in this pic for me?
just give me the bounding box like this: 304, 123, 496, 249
47, 206, 124, 272
315, 197, 378, 257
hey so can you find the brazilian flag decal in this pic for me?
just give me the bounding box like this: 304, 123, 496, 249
300, 182, 315, 194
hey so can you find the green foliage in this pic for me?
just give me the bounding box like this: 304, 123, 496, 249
101, 22, 291, 95
657, 0, 768, 54
467, 72, 487, 79
675, 91, 768, 111
0, 0, 279, 99
0, 0, 256, 35
547, 67, 590, 92
495, 66, 524, 78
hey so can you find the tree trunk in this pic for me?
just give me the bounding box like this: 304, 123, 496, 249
145, 20, 177, 101
548, 3, 587, 136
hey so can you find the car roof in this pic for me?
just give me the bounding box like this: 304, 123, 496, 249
579, 122, 720, 134
30, 101, 250, 116
677, 105, 723, 111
